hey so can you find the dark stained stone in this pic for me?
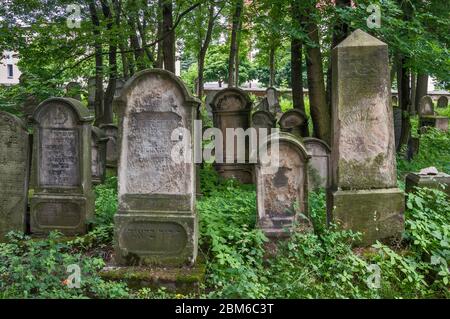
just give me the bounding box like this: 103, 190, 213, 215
0, 111, 30, 241
30, 97, 94, 236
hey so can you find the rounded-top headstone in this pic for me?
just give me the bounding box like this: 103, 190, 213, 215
211, 87, 252, 112
418, 96, 434, 116
252, 110, 276, 129
279, 109, 307, 130
33, 97, 92, 124
437, 96, 448, 109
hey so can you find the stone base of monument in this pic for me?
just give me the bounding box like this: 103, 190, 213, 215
405, 172, 450, 197
327, 188, 405, 246
29, 194, 89, 236
419, 115, 449, 132
100, 256, 206, 294
213, 163, 254, 184
113, 213, 198, 267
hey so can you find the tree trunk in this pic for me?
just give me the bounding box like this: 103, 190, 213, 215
155, 0, 164, 69
227, 0, 243, 87
88, 0, 104, 126
269, 46, 275, 87
291, 0, 308, 136
101, 0, 116, 124
325, 0, 351, 113
304, 16, 331, 144
398, 56, 411, 147
197, 2, 216, 100
162, 0, 175, 73
410, 72, 416, 113
414, 73, 428, 113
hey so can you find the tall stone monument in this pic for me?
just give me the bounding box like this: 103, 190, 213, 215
91, 126, 108, 185
256, 132, 311, 238
0, 112, 30, 241
329, 29, 404, 245
210, 88, 254, 184
87, 77, 96, 111
266, 87, 281, 115
113, 69, 200, 266
30, 98, 94, 236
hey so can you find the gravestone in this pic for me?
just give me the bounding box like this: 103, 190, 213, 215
406, 136, 420, 161
393, 107, 403, 149
87, 77, 96, 111
256, 98, 269, 112
437, 96, 448, 109
405, 168, 450, 197
113, 69, 201, 266
65, 82, 82, 101
252, 110, 276, 130
256, 132, 311, 238
266, 87, 281, 115
304, 137, 331, 190
252, 110, 276, 148
418, 95, 449, 132
30, 98, 94, 236
0, 111, 30, 241
279, 109, 307, 138
328, 29, 404, 246
114, 78, 126, 98
91, 126, 108, 185
392, 95, 398, 106
211, 87, 254, 184
100, 124, 118, 168
205, 92, 216, 118
418, 96, 434, 116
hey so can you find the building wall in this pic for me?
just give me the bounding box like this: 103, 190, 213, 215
0, 51, 21, 85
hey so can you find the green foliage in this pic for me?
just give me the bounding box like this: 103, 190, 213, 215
0, 232, 129, 299
397, 125, 450, 176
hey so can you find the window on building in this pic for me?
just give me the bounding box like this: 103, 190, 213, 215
7, 64, 13, 78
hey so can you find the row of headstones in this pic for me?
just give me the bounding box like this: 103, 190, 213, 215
0, 99, 120, 241
1, 30, 437, 269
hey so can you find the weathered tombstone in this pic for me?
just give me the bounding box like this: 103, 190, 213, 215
114, 78, 126, 98
87, 77, 96, 111
303, 137, 331, 190
393, 107, 403, 150
406, 136, 420, 161
100, 124, 118, 168
30, 98, 94, 236
256, 132, 311, 238
252, 110, 276, 148
392, 95, 398, 106
211, 87, 254, 184
65, 82, 82, 101
113, 69, 200, 266
418, 95, 449, 132
252, 110, 276, 130
256, 97, 269, 112
91, 126, 108, 185
418, 95, 434, 116
266, 87, 281, 115
204, 91, 216, 118
279, 109, 307, 138
328, 29, 404, 246
405, 168, 450, 197
0, 111, 30, 241
436, 96, 448, 109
